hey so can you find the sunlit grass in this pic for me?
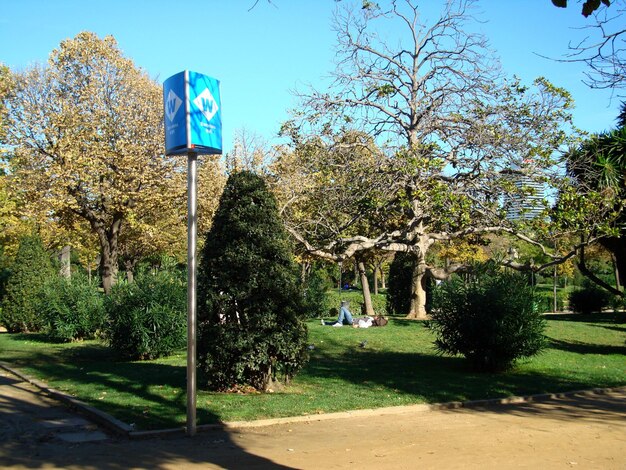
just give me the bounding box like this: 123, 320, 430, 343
1, 312, 624, 430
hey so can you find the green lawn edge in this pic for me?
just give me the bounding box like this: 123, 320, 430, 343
1, 313, 624, 431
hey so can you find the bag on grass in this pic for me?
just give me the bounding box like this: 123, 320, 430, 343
373, 315, 388, 327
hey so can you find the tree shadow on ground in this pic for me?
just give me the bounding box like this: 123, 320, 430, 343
547, 337, 626, 355
0, 369, 295, 470
543, 312, 626, 323
443, 387, 626, 426
597, 324, 626, 333
12, 346, 189, 430
385, 317, 425, 327
1, 429, 297, 469
303, 333, 623, 408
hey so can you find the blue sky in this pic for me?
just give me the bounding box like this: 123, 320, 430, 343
1, 0, 622, 153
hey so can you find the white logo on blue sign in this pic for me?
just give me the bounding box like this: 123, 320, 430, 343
193, 88, 219, 123
165, 89, 182, 123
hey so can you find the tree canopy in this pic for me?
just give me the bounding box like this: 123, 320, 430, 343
564, 103, 626, 294
4, 32, 188, 292
550, 0, 625, 94
551, 0, 612, 17
274, 0, 580, 317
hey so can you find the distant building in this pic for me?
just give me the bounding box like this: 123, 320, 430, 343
502, 159, 546, 221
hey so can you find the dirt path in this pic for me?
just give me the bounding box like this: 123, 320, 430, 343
1, 367, 624, 470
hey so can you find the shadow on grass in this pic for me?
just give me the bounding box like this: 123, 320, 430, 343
303, 338, 622, 408
13, 347, 188, 429
597, 324, 626, 334
304, 319, 626, 411
388, 318, 425, 327
9, 333, 58, 344
4, 314, 626, 435
543, 312, 626, 323
1, 333, 298, 467
547, 337, 626, 356
0, 371, 296, 470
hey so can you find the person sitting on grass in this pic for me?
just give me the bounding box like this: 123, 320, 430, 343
321, 300, 354, 327
321, 300, 377, 328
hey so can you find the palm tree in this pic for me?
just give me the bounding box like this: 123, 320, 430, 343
567, 102, 626, 293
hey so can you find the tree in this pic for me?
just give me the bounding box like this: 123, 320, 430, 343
197, 171, 309, 391
224, 128, 272, 175
0, 234, 56, 332
0, 66, 31, 253
551, 0, 612, 17
386, 252, 415, 315
0, 63, 12, 144
0, 245, 11, 303
271, 129, 390, 314
550, 0, 626, 94
565, 103, 626, 295
0, 164, 26, 253
5, 32, 178, 293
118, 158, 226, 282
368, 251, 393, 293
276, 0, 577, 318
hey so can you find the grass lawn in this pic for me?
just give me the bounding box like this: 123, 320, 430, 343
1, 313, 624, 430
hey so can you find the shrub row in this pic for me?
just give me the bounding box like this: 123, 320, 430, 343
104, 269, 187, 360
0, 237, 187, 359
325, 289, 388, 317
568, 280, 614, 314
41, 274, 106, 342
533, 289, 567, 313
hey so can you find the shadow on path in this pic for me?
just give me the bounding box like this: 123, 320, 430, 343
438, 387, 626, 428
0, 369, 295, 469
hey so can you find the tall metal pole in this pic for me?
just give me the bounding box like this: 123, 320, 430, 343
186, 152, 198, 437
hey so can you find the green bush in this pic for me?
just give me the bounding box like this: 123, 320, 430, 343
0, 245, 11, 304
568, 281, 613, 314
429, 264, 546, 372
386, 253, 414, 315
326, 289, 388, 316
533, 288, 567, 313
41, 274, 106, 342
0, 235, 56, 333
302, 265, 332, 318
197, 171, 309, 391
104, 269, 186, 360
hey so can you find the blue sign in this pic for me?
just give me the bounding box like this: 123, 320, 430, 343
163, 71, 222, 156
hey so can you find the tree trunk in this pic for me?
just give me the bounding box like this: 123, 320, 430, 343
94, 215, 122, 294
611, 254, 622, 292
600, 237, 625, 289
373, 266, 379, 295
100, 247, 118, 294
381, 268, 386, 289
578, 240, 624, 297
406, 254, 429, 320
357, 258, 375, 316
59, 245, 71, 279
338, 262, 343, 292
553, 264, 558, 313
124, 259, 137, 284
